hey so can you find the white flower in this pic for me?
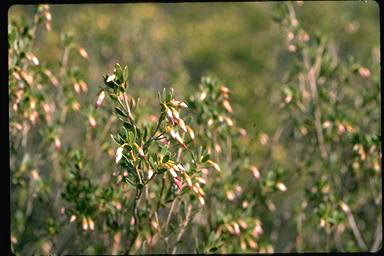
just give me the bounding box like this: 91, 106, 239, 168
115, 146, 124, 163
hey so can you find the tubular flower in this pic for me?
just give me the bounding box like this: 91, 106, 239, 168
134, 143, 145, 158
88, 218, 95, 231
169, 167, 178, 178
170, 99, 188, 108
186, 126, 195, 140
96, 90, 105, 108
166, 107, 175, 125
115, 146, 124, 164
170, 107, 180, 120
178, 118, 188, 133
207, 160, 221, 172
222, 100, 233, 113
184, 173, 192, 188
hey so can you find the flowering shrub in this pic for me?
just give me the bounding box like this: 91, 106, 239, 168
9, 3, 380, 254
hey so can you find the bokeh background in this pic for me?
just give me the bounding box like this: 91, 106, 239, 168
9, 1, 380, 254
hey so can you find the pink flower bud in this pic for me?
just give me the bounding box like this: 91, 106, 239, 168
186, 126, 195, 140
207, 160, 221, 172
166, 108, 175, 125
233, 222, 240, 235
78, 47, 89, 59
250, 166, 260, 181
169, 167, 178, 178
134, 144, 145, 158
177, 164, 185, 172
55, 137, 61, 150
220, 86, 230, 94
178, 118, 188, 133
226, 191, 235, 201
171, 107, 180, 120
89, 116, 96, 128
82, 217, 88, 230
88, 218, 94, 231
74, 83, 81, 94
184, 174, 192, 188
222, 100, 233, 113
96, 90, 105, 108
198, 195, 205, 206
359, 67, 371, 79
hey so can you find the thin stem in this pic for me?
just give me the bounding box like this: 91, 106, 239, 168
143, 115, 163, 150
171, 204, 193, 254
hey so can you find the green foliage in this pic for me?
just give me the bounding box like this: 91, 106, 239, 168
9, 2, 380, 254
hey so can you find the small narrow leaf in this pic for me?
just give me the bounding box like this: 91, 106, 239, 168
115, 107, 127, 117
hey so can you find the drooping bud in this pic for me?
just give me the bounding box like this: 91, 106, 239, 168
82, 217, 88, 230
250, 165, 260, 181
225, 117, 233, 126
339, 202, 350, 213
166, 107, 175, 125
197, 177, 206, 184
174, 176, 182, 192
222, 100, 233, 113
242, 200, 249, 209
276, 182, 287, 192
184, 173, 192, 188
96, 90, 105, 108
358, 67, 370, 79
89, 116, 96, 128
179, 102, 188, 108
200, 91, 207, 101
176, 164, 185, 172
207, 160, 221, 172
248, 239, 257, 249
70, 215, 77, 223
238, 219, 248, 229
226, 190, 235, 201
88, 218, 94, 231
178, 118, 188, 133
134, 144, 145, 158
186, 126, 195, 140
220, 86, 230, 94
233, 222, 240, 235
45, 11, 52, 22
79, 80, 88, 93
115, 146, 124, 164
198, 195, 205, 206
170, 107, 180, 120
74, 83, 81, 94
169, 167, 177, 178
26, 52, 39, 65
106, 74, 115, 83
78, 47, 89, 59
54, 137, 61, 151
148, 169, 154, 180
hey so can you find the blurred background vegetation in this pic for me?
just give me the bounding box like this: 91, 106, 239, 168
9, 1, 380, 254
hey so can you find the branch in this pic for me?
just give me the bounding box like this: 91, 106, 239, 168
370, 214, 382, 252
171, 204, 193, 254
340, 202, 367, 251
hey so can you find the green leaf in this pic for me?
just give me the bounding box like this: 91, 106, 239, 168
162, 155, 170, 163
201, 154, 210, 163
123, 122, 133, 131
115, 107, 127, 117
123, 66, 129, 82
127, 131, 134, 144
